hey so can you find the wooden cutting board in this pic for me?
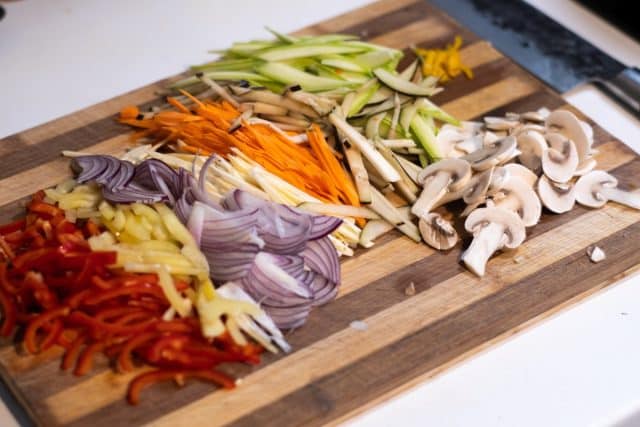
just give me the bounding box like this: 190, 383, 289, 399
1, 0, 640, 425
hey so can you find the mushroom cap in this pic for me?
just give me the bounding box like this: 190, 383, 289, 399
464, 207, 526, 249
503, 163, 538, 188
516, 130, 547, 172
494, 176, 542, 226
541, 133, 579, 183
417, 158, 472, 192
419, 213, 459, 250
463, 135, 517, 171
545, 110, 590, 163
575, 170, 618, 208
537, 175, 576, 213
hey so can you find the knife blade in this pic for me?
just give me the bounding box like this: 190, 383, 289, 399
428, 0, 640, 116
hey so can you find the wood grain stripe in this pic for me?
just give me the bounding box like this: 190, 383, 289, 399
369, 16, 452, 49
145, 204, 640, 427
443, 75, 539, 120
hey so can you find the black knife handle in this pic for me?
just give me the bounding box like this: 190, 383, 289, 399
595, 68, 640, 116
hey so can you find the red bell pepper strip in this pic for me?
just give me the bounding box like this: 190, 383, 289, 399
127, 369, 235, 405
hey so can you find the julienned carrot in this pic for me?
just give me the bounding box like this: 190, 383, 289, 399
307, 125, 360, 207
120, 97, 361, 206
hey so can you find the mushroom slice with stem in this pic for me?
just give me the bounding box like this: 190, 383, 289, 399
516, 130, 547, 173
488, 175, 542, 226
461, 207, 526, 277
537, 175, 576, 213
412, 158, 472, 217
419, 212, 459, 250
503, 163, 538, 187
462, 136, 517, 171
434, 167, 494, 209
545, 109, 591, 165
575, 170, 640, 209
541, 133, 579, 183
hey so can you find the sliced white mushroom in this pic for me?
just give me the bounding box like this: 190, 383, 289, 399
516, 130, 547, 173
462, 136, 517, 171
521, 111, 546, 123
461, 207, 526, 277
435, 167, 494, 208
484, 116, 520, 131
574, 157, 597, 176
419, 212, 459, 250
515, 123, 547, 135
579, 120, 594, 146
456, 135, 484, 154
537, 175, 576, 213
412, 158, 472, 217
503, 163, 538, 187
483, 131, 501, 145
460, 121, 484, 134
587, 245, 606, 263
545, 110, 591, 164
489, 175, 542, 226
487, 166, 510, 196
541, 133, 579, 183
575, 170, 640, 209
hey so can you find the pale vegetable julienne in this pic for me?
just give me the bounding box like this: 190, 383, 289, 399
44, 181, 290, 353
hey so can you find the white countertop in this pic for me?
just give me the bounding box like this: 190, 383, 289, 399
1, 1, 640, 426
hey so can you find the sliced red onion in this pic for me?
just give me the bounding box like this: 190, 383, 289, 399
241, 252, 313, 308
204, 247, 259, 282
262, 304, 312, 330
302, 236, 340, 285
223, 190, 315, 254
309, 275, 338, 306
175, 192, 194, 224
71, 156, 109, 183
308, 215, 343, 240
105, 160, 135, 191
269, 254, 305, 278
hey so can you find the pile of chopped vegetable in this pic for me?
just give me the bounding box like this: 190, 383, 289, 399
0, 192, 284, 403
414, 36, 474, 83
2, 28, 639, 408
